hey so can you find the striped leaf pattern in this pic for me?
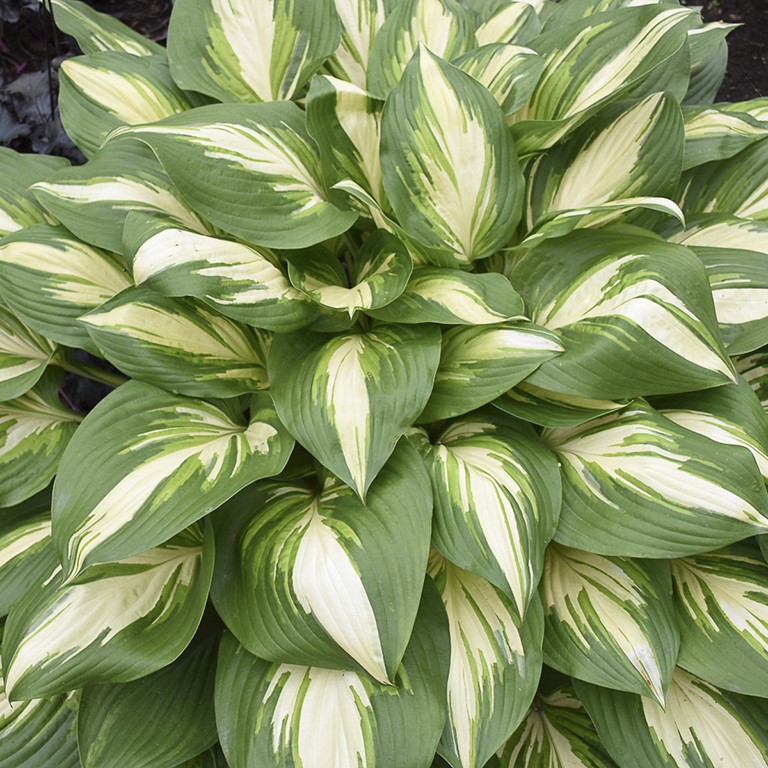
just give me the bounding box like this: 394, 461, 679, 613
2, 524, 213, 699
167, 0, 340, 103
327, 0, 386, 88
671, 543, 768, 696
474, 2, 541, 47
381, 47, 523, 266
547, 400, 768, 556
411, 413, 561, 620
429, 554, 543, 768
269, 323, 440, 498
211, 441, 431, 682
81, 287, 270, 398
541, 545, 679, 704
124, 103, 358, 248
52, 383, 293, 578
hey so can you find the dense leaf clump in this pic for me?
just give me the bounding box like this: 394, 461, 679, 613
1, 0, 768, 766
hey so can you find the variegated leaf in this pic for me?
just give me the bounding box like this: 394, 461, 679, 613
475, 1, 541, 47
0, 655, 79, 768
0, 224, 131, 353
31, 140, 208, 255
410, 412, 560, 620
498, 686, 619, 768
666, 213, 768, 253
430, 554, 543, 768
77, 631, 219, 768
419, 322, 563, 422
576, 670, 768, 768
512, 6, 694, 154
287, 230, 411, 317
381, 47, 523, 266
494, 382, 629, 428
2, 524, 213, 699
50, 0, 162, 56
125, 215, 317, 332
722, 97, 768, 124
327, 0, 387, 88
370, 267, 524, 325
684, 20, 736, 105
59, 52, 195, 157
81, 287, 270, 399
525, 93, 684, 230
0, 372, 80, 509
366, 0, 476, 98
305, 75, 384, 201
0, 305, 57, 403
733, 348, 768, 411
454, 44, 543, 117
0, 148, 68, 237
541, 544, 679, 704
215, 582, 449, 768
679, 136, 768, 221
123, 103, 358, 249
546, 400, 768, 557
682, 105, 768, 171
52, 383, 293, 579
167, 0, 340, 103
211, 441, 431, 682
511, 231, 736, 398
671, 542, 768, 697
269, 323, 440, 498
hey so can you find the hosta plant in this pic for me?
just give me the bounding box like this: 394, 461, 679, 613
2, 0, 768, 766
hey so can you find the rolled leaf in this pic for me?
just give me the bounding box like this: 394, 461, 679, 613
685, 20, 736, 105
3, 524, 213, 700
268, 322, 440, 498
167, 0, 340, 103
211, 441, 432, 683
52, 383, 293, 579
123, 103, 358, 249
547, 400, 768, 557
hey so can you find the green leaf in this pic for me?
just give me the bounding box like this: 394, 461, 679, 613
211, 440, 432, 683
167, 0, 340, 103
512, 231, 736, 399
0, 305, 57, 403
429, 554, 543, 768
269, 322, 440, 498
52, 383, 293, 579
366, 0, 476, 98
380, 47, 523, 266
0, 224, 131, 353
671, 542, 768, 698
575, 670, 768, 768
50, 0, 163, 56
59, 53, 195, 157
733, 347, 768, 411
0, 372, 80, 509
326, 0, 387, 88
287, 230, 412, 317
541, 544, 679, 704
216, 580, 449, 768
77, 631, 219, 768
546, 400, 768, 557
31, 141, 208, 255
0, 148, 68, 237
684, 20, 736, 105
125, 215, 317, 333
370, 267, 524, 325
123, 102, 358, 249
419, 322, 563, 422
81, 286, 270, 399
2, 524, 213, 700
410, 412, 560, 620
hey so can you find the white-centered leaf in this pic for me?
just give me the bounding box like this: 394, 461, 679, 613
211, 441, 432, 683
546, 400, 768, 557
167, 0, 340, 103
380, 47, 523, 266
327, 0, 387, 88
52, 383, 294, 579
429, 554, 543, 768
541, 544, 679, 704
475, 1, 541, 47
2, 524, 213, 700
269, 322, 440, 498
122, 102, 358, 249
410, 412, 560, 619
